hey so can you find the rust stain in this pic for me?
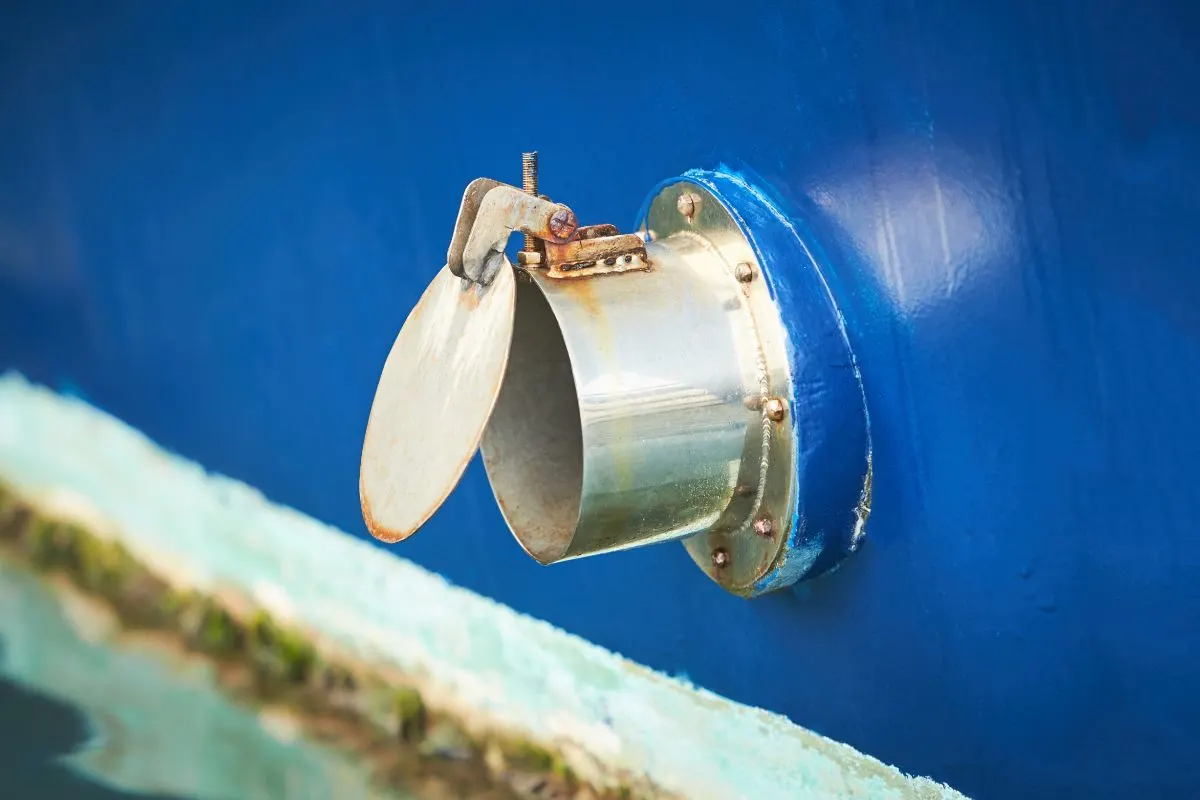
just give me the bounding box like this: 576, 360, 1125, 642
577, 224, 619, 240
544, 232, 645, 272
359, 471, 404, 544
459, 283, 481, 311
551, 273, 603, 319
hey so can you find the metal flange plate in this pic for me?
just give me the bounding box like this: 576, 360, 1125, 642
640, 182, 798, 596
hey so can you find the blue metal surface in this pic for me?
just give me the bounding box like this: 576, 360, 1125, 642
2, 2, 1198, 797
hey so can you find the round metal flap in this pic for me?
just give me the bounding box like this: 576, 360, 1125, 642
360, 264, 516, 542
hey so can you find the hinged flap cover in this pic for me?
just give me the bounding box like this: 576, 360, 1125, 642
360, 263, 516, 542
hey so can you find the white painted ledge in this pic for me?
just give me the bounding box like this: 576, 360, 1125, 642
0, 372, 965, 800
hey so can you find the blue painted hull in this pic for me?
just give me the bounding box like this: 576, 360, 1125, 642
2, 3, 1197, 797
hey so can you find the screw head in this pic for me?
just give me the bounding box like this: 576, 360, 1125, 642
764, 397, 787, 422
548, 207, 578, 241
711, 547, 731, 570
753, 517, 775, 538
735, 262, 756, 282
676, 191, 701, 221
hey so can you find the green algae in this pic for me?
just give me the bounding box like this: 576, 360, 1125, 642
0, 482, 651, 800
500, 738, 556, 772
393, 686, 428, 743
247, 610, 316, 686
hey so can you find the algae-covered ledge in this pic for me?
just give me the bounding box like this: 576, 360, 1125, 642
0, 372, 967, 800
0, 486, 616, 799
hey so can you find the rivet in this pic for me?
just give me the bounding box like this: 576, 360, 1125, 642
764, 397, 787, 422
676, 191, 701, 221
711, 547, 731, 570
735, 262, 756, 282
753, 517, 774, 538
548, 206, 578, 241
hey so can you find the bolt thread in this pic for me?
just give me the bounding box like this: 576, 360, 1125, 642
522, 151, 538, 252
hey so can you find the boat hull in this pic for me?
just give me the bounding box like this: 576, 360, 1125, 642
2, 3, 1198, 797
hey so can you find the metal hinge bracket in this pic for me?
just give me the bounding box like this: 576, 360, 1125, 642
446, 154, 650, 286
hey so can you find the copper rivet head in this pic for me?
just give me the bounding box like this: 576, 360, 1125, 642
711, 547, 731, 569
548, 206, 578, 241
753, 517, 774, 538
676, 191, 701, 221
735, 262, 756, 282
764, 397, 787, 422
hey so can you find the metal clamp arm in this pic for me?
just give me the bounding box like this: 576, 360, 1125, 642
446, 178, 578, 285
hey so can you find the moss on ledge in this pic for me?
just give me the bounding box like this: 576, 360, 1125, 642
0, 483, 651, 800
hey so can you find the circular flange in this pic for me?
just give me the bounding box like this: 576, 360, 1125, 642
638, 173, 872, 596
641, 181, 796, 595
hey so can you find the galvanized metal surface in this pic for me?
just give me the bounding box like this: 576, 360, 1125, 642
481, 222, 794, 573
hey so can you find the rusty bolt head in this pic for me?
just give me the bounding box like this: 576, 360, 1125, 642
711, 547, 731, 570
548, 207, 578, 241
753, 517, 775, 538
735, 262, 756, 282
676, 191, 701, 221
764, 397, 787, 422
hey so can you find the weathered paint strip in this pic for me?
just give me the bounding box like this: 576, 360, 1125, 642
0, 372, 966, 800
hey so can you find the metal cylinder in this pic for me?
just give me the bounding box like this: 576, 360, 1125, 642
480, 237, 764, 563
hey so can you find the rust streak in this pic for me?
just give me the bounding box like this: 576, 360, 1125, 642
359, 472, 405, 544
551, 273, 604, 319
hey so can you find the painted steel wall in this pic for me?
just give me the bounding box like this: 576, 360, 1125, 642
2, 2, 1197, 797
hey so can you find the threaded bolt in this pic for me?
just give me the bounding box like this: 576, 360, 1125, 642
522, 151, 539, 253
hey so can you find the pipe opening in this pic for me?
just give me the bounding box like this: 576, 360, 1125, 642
481, 277, 583, 564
